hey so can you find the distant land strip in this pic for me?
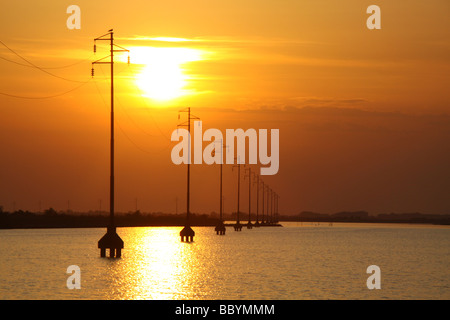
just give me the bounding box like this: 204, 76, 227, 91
0, 209, 449, 229
0, 209, 217, 229
290, 211, 450, 225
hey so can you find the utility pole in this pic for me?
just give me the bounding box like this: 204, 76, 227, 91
253, 172, 260, 227
266, 185, 270, 224
245, 166, 253, 229
260, 180, 265, 225
215, 139, 228, 235
93, 29, 129, 258
177, 107, 199, 242
232, 157, 242, 231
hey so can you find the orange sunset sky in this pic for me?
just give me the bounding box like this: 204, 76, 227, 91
0, 0, 449, 215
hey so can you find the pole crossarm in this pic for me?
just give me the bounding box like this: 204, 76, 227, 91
113, 44, 130, 53
211, 139, 229, 162
92, 30, 129, 77
92, 56, 111, 64
94, 29, 113, 41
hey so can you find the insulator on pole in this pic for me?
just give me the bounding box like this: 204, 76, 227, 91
127, 56, 130, 65
91, 67, 94, 77
94, 43, 96, 53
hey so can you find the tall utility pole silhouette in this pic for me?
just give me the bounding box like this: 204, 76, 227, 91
177, 107, 199, 242
215, 139, 228, 235
93, 29, 129, 258
232, 157, 243, 231
244, 166, 253, 229
253, 172, 260, 227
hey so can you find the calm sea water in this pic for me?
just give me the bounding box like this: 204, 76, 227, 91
0, 222, 448, 300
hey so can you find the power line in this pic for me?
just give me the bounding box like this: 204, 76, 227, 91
0, 38, 171, 152
0, 39, 88, 83
129, 65, 176, 142
95, 62, 173, 153
116, 95, 174, 155
94, 74, 154, 155
94, 70, 173, 155
0, 79, 91, 99
0, 53, 93, 70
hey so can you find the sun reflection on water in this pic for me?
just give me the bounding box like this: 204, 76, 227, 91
103, 227, 203, 300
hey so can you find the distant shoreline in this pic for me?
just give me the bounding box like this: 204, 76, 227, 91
1, 209, 449, 229
0, 221, 448, 230
0, 209, 217, 230
286, 211, 450, 226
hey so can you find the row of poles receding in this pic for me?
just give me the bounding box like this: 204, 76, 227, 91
178, 107, 280, 242
92, 30, 279, 257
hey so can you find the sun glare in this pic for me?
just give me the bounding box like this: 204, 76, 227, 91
130, 47, 203, 102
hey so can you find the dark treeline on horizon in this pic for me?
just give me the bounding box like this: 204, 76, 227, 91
0, 207, 218, 229
0, 207, 449, 229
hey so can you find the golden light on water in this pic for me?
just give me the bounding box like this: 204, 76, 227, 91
106, 227, 202, 300
130, 46, 203, 102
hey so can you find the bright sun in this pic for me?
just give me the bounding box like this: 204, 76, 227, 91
130, 47, 202, 101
